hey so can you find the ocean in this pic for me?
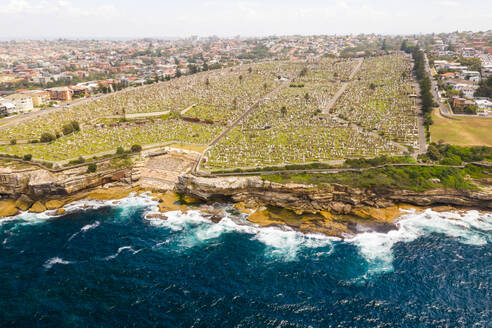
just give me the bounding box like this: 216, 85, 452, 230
0, 194, 491, 327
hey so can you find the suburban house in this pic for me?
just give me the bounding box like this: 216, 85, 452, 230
475, 99, 492, 110
453, 83, 479, 98
452, 97, 475, 110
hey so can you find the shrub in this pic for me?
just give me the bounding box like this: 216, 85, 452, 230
30, 139, 39, 144
71, 121, 80, 131
69, 156, 85, 165
40, 132, 55, 143
116, 146, 125, 154
131, 144, 142, 153
62, 124, 74, 135
9, 139, 16, 145
23, 154, 32, 161
87, 163, 97, 173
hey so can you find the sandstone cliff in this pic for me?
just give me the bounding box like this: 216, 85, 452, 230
176, 175, 492, 214
0, 163, 133, 200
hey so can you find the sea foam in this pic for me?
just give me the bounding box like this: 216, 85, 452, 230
146, 207, 338, 261
103, 246, 141, 261
43, 257, 74, 270
347, 209, 492, 276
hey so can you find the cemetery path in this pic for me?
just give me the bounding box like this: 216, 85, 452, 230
180, 104, 197, 115
322, 57, 363, 114
193, 81, 291, 173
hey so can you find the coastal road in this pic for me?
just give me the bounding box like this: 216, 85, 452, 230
423, 52, 452, 117
413, 81, 427, 154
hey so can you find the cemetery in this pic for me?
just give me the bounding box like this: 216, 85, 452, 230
0, 54, 420, 168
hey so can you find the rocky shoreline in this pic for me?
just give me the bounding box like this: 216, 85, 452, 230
1, 158, 491, 237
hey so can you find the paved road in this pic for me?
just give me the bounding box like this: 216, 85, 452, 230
413, 81, 427, 154
0, 83, 157, 130
423, 52, 452, 117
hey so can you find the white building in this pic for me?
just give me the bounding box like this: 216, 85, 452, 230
475, 99, 492, 109
0, 97, 16, 115
5, 94, 34, 112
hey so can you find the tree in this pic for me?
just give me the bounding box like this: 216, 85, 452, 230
62, 124, 74, 135
474, 76, 492, 98
263, 83, 268, 91
131, 144, 142, 152
427, 144, 442, 161
304, 93, 310, 101
248, 67, 253, 74
10, 139, 16, 145
299, 67, 308, 77
400, 40, 408, 52
280, 106, 287, 116
175, 68, 182, 78
239, 75, 243, 83
23, 154, 32, 161
188, 64, 198, 75
205, 78, 210, 87
40, 133, 55, 143
87, 163, 97, 173
116, 146, 125, 155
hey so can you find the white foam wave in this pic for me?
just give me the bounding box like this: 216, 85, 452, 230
347, 209, 492, 276
62, 192, 158, 217
67, 221, 101, 242
146, 208, 338, 261
43, 257, 73, 270
0, 210, 57, 227
81, 221, 100, 232
104, 246, 141, 261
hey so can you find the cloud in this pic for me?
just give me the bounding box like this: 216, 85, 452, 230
0, 0, 120, 17
438, 1, 459, 6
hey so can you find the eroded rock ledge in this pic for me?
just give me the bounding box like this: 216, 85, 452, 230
176, 175, 492, 215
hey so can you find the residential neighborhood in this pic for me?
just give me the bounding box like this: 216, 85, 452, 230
0, 34, 414, 117
428, 31, 492, 116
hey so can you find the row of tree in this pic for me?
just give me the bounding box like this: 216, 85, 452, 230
403, 41, 434, 138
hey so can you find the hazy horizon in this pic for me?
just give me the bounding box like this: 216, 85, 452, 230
0, 0, 491, 40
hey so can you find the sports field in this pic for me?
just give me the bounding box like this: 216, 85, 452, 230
430, 110, 492, 147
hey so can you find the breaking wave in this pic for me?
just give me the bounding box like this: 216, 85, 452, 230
43, 257, 74, 270
146, 205, 491, 274
347, 209, 492, 277
146, 208, 338, 261
68, 221, 101, 242
103, 246, 141, 261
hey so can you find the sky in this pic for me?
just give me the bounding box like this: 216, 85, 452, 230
0, 0, 491, 39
